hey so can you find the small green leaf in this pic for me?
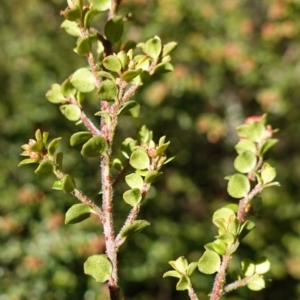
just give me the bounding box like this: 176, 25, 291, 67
120, 220, 150, 239
261, 163, 276, 184
88, 0, 110, 12
247, 275, 266, 291
60, 104, 81, 121
102, 55, 122, 72
154, 62, 174, 74
52, 180, 63, 190
123, 188, 142, 206
239, 220, 256, 240
84, 254, 112, 283
81, 136, 108, 157
94, 111, 112, 124
198, 250, 221, 274
104, 15, 124, 43
47, 137, 62, 156
144, 36, 162, 59
65, 203, 94, 224
97, 71, 115, 81
163, 270, 181, 278
29, 140, 45, 153
117, 50, 129, 69
76, 37, 91, 56
61, 20, 81, 37
218, 233, 235, 246
156, 141, 170, 156
259, 138, 278, 155
121, 138, 136, 159
112, 158, 123, 171
46, 83, 65, 104
255, 257, 270, 274
187, 262, 198, 276
176, 275, 190, 291
130, 149, 150, 170
63, 6, 82, 21
121, 69, 142, 82
227, 174, 251, 199
125, 173, 144, 189
162, 41, 178, 56
61, 78, 76, 97
71, 68, 95, 93
213, 207, 236, 227
234, 151, 257, 173
171, 256, 188, 274
62, 174, 76, 193
56, 152, 63, 170
70, 131, 93, 147
118, 101, 140, 117
144, 170, 162, 184
235, 139, 257, 154
84, 8, 100, 27
34, 160, 54, 175
237, 122, 265, 142
96, 80, 118, 102
18, 158, 40, 166
241, 259, 256, 276
212, 239, 227, 255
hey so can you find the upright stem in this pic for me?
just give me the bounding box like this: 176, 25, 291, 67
188, 286, 199, 300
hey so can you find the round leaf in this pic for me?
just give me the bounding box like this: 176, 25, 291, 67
88, 0, 110, 12
71, 68, 95, 93
255, 257, 270, 274
144, 170, 162, 184
81, 136, 108, 157
247, 275, 266, 291
198, 250, 221, 274
123, 188, 142, 206
121, 69, 142, 82
144, 36, 162, 59
61, 20, 81, 37
34, 160, 54, 175
102, 55, 122, 72
62, 174, 76, 193
84, 254, 112, 283
96, 80, 118, 102
46, 83, 65, 104
176, 275, 190, 291
76, 37, 91, 56
235, 139, 257, 154
120, 220, 150, 239
261, 163, 276, 184
48, 137, 62, 156
234, 151, 257, 173
118, 101, 140, 117
162, 41, 178, 56
60, 104, 81, 121
125, 173, 144, 189
65, 203, 94, 224
104, 15, 124, 43
70, 131, 93, 147
227, 174, 251, 199
130, 149, 150, 170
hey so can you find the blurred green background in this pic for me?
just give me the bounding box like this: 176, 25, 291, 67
1, 0, 300, 299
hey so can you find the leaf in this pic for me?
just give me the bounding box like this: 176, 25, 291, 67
96, 80, 118, 102
125, 173, 144, 189
61, 78, 76, 97
18, 158, 40, 166
239, 220, 256, 240
234, 151, 257, 173
65, 203, 94, 224
70, 131, 93, 146
162, 41, 178, 56
47, 137, 62, 156
29, 140, 44, 153
117, 50, 129, 69
237, 122, 265, 142
130, 149, 150, 170
156, 141, 170, 156
144, 36, 162, 59
56, 152, 63, 170
76, 36, 91, 56
241, 259, 256, 276
255, 257, 271, 274
247, 275, 266, 291
212, 207, 236, 227
176, 275, 190, 291
121, 69, 142, 82
84, 8, 100, 27
235, 139, 257, 154
104, 15, 124, 43
118, 101, 140, 117
170, 256, 188, 274
70, 68, 95, 93
259, 138, 278, 155
52, 180, 63, 190
154, 62, 174, 74
46, 83, 65, 104
63, 6, 82, 21
163, 270, 181, 278
94, 111, 112, 124
102, 55, 122, 72
261, 163, 276, 184
34, 160, 54, 175
88, 0, 110, 12
212, 239, 227, 255
97, 71, 115, 81
61, 174, 76, 193
227, 174, 251, 199
60, 104, 81, 121
123, 188, 142, 206
81, 136, 108, 157
120, 220, 150, 239
198, 250, 221, 274
61, 20, 81, 37
84, 254, 112, 283
187, 262, 198, 276
144, 170, 162, 184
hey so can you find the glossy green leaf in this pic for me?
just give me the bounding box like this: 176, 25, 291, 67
198, 250, 221, 274
61, 78, 76, 97
118, 101, 140, 117
88, 0, 110, 12
123, 188, 142, 206
84, 8, 99, 27
121, 69, 142, 82
120, 220, 150, 239
46, 83, 65, 104
71, 68, 95, 93
176, 275, 190, 291
34, 160, 54, 175
61, 174, 76, 193
130, 149, 150, 170
247, 275, 266, 291
96, 79, 118, 102
255, 257, 271, 274
234, 151, 257, 173
125, 173, 144, 189
144, 36, 162, 59
48, 137, 62, 156
60, 104, 81, 121
163, 270, 181, 279
81, 136, 108, 157
235, 139, 257, 154
144, 170, 162, 184
84, 254, 112, 283
76, 37, 91, 56
102, 55, 122, 72
70, 131, 93, 147
261, 163, 276, 184
65, 203, 94, 224
104, 15, 124, 43
227, 174, 251, 199
52, 180, 63, 190
61, 20, 81, 37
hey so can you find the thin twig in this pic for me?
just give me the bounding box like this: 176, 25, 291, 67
223, 274, 256, 295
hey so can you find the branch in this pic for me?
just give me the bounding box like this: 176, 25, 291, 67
188, 286, 199, 300
223, 275, 256, 295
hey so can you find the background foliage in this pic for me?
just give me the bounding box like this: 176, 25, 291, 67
1, 0, 300, 299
